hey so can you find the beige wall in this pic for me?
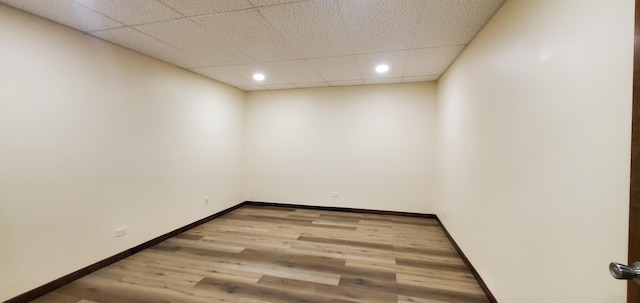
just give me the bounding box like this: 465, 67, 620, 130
2, 0, 636, 301
437, 0, 634, 302
244, 83, 438, 213
0, 6, 245, 301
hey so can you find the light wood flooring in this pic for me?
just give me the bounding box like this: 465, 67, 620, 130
32, 205, 490, 303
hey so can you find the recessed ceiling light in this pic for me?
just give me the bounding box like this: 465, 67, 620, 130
253, 73, 265, 81
375, 64, 389, 73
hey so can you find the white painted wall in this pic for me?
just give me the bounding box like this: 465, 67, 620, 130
0, 6, 245, 301
244, 83, 437, 213
437, 0, 634, 302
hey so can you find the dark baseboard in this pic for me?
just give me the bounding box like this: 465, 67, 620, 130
245, 201, 437, 219
436, 218, 498, 303
7, 200, 496, 303
5, 201, 248, 303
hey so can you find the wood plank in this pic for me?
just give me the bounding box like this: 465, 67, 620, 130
32, 205, 491, 303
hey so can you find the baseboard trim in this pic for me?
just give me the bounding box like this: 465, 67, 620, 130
8, 201, 496, 303
245, 201, 437, 219
5, 201, 248, 303
436, 218, 498, 303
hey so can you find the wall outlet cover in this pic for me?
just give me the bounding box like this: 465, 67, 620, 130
114, 226, 127, 238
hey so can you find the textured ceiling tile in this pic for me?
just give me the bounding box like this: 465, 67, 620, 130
329, 80, 364, 86
295, 82, 329, 88
240, 86, 267, 91
161, 0, 253, 17
259, 0, 354, 58
262, 60, 324, 83
195, 64, 289, 86
0, 0, 123, 31
357, 50, 407, 79
339, 0, 426, 53
250, 0, 300, 7
91, 27, 209, 68
402, 75, 439, 82
135, 19, 253, 66
414, 0, 505, 48
364, 78, 401, 85
74, 0, 183, 25
264, 84, 297, 90
191, 66, 257, 87
307, 56, 361, 82
404, 45, 464, 76
192, 9, 301, 62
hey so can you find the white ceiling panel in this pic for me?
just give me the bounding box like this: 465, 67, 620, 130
329, 80, 364, 87
73, 0, 182, 25
357, 51, 408, 79
0, 0, 123, 32
402, 75, 440, 82
250, 0, 300, 7
91, 27, 209, 68
191, 66, 258, 87
295, 82, 329, 88
196, 64, 289, 86
339, 0, 426, 53
161, 0, 253, 17
264, 84, 297, 90
240, 85, 267, 91
414, 0, 504, 48
192, 9, 301, 62
2, 0, 506, 91
307, 56, 361, 82
404, 45, 465, 77
364, 78, 402, 85
135, 19, 253, 66
262, 60, 324, 83
259, 0, 354, 58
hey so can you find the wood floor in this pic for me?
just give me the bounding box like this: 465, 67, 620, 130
31, 205, 490, 303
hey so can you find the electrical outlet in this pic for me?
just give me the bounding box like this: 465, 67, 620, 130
114, 226, 127, 238
204, 196, 209, 206
331, 192, 339, 198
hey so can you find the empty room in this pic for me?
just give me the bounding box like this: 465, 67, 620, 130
0, 0, 635, 302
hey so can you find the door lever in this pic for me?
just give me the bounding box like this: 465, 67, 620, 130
610, 262, 640, 284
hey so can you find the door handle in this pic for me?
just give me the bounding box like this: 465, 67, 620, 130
610, 262, 640, 285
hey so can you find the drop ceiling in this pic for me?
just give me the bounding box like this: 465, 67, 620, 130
0, 0, 505, 91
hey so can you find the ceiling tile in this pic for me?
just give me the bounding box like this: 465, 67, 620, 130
264, 84, 297, 90
404, 45, 464, 76
74, 0, 183, 25
194, 64, 289, 86
0, 0, 123, 32
91, 27, 209, 68
262, 60, 324, 83
161, 0, 253, 17
259, 0, 354, 58
240, 86, 267, 91
192, 9, 301, 62
135, 19, 253, 66
339, 0, 426, 53
329, 80, 364, 87
295, 82, 329, 88
191, 66, 257, 87
307, 56, 361, 82
357, 50, 407, 79
3, 0, 506, 91
414, 0, 505, 48
250, 0, 300, 7
402, 75, 439, 82
364, 78, 402, 85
